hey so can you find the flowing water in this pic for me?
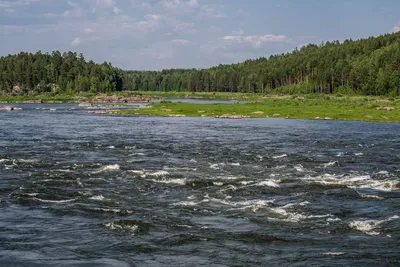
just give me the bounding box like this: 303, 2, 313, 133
0, 104, 399, 266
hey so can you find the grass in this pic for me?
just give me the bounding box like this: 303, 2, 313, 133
110, 95, 400, 123
1, 91, 399, 122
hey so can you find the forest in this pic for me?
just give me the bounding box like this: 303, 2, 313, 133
1, 31, 400, 96
0, 51, 123, 95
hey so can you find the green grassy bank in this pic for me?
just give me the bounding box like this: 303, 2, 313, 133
112, 95, 400, 123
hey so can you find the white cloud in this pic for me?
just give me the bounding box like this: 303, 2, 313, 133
113, 6, 121, 14
171, 39, 191, 45
392, 23, 400, 33
188, 0, 198, 7
83, 27, 94, 33
222, 34, 290, 48
97, 0, 115, 8
71, 37, 81, 46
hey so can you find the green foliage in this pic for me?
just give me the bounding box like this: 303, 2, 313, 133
122, 32, 400, 96
2, 32, 400, 97
0, 51, 123, 95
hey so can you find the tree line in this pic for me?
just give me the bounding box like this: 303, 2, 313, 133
124, 31, 400, 96
1, 31, 400, 96
0, 51, 123, 95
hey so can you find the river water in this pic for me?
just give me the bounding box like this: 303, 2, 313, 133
0, 104, 399, 266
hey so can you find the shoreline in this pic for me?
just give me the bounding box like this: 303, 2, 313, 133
1, 92, 399, 123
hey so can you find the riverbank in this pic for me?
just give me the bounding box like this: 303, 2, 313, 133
1, 92, 399, 122
111, 95, 400, 123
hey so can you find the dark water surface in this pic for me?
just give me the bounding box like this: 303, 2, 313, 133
1, 104, 399, 266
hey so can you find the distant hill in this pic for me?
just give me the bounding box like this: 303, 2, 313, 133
1, 31, 400, 96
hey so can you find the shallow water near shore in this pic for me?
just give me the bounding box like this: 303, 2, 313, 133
1, 104, 400, 266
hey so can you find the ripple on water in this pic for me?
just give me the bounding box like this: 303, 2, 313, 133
104, 219, 149, 234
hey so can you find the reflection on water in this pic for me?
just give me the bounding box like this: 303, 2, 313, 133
0, 104, 399, 266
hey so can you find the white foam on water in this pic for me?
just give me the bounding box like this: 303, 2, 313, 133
322, 161, 339, 167
104, 222, 138, 233
107, 146, 115, 149
280, 201, 310, 209
149, 170, 169, 177
93, 208, 132, 214
128, 170, 145, 176
175, 224, 193, 228
189, 159, 197, 163
151, 178, 186, 185
18, 158, 38, 163
172, 201, 199, 206
213, 182, 224, 186
33, 197, 75, 203
130, 153, 145, 156
294, 164, 305, 172
357, 193, 383, 200
239, 181, 254, 185
163, 166, 197, 171
376, 170, 389, 175
253, 180, 280, 188
90, 195, 105, 201
349, 215, 399, 236
354, 152, 364, 156
230, 162, 241, 166
272, 154, 287, 159
302, 173, 399, 191
209, 163, 220, 170
0, 159, 7, 163
215, 175, 243, 181
336, 152, 345, 157
322, 252, 345, 256
94, 164, 120, 173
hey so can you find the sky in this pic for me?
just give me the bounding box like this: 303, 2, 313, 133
1, 0, 400, 70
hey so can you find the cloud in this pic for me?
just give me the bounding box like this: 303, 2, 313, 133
0, 0, 42, 8
71, 37, 81, 46
171, 39, 192, 45
222, 34, 290, 48
392, 23, 400, 33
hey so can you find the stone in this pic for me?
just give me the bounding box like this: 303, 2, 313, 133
0, 106, 13, 111
376, 107, 395, 111
216, 114, 249, 119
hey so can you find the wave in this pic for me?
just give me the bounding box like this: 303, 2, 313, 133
151, 178, 187, 185
294, 164, 305, 172
33, 197, 75, 203
252, 180, 280, 188
93, 164, 120, 173
90, 195, 105, 201
349, 215, 399, 236
301, 173, 399, 191
91, 208, 133, 215
272, 154, 287, 159
149, 170, 169, 177
322, 161, 340, 167
104, 219, 149, 234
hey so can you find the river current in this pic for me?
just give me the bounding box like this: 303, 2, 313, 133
0, 103, 399, 266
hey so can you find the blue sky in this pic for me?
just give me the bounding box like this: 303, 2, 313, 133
1, 0, 399, 70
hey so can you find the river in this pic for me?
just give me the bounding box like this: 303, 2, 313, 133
0, 103, 399, 266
